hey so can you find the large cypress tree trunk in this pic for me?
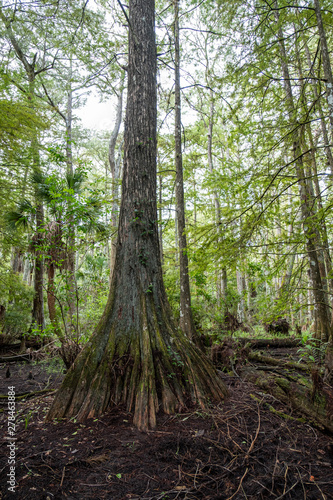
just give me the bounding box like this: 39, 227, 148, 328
47, 0, 227, 432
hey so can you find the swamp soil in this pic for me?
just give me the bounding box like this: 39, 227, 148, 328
1, 349, 333, 500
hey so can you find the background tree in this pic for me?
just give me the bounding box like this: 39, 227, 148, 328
173, 0, 196, 340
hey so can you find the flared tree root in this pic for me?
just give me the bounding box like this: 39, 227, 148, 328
46, 296, 228, 431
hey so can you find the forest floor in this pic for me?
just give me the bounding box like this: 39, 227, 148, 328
1, 342, 333, 500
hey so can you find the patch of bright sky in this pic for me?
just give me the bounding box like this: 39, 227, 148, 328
75, 0, 207, 133
76, 93, 118, 131
76, 0, 224, 133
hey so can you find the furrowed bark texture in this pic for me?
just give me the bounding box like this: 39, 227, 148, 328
47, 0, 227, 431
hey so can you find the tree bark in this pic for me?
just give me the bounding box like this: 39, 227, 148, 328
174, 0, 196, 340
304, 42, 333, 175
296, 39, 333, 303
275, 4, 331, 342
46, 262, 63, 341
158, 173, 164, 265
109, 87, 123, 281
236, 270, 245, 322
30, 202, 45, 333
66, 60, 77, 336
241, 367, 333, 434
313, 0, 333, 140
47, 0, 227, 432
207, 91, 228, 318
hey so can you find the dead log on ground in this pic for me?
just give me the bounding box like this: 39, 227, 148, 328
237, 337, 301, 349
0, 354, 31, 363
241, 367, 333, 434
248, 351, 309, 372
0, 388, 56, 402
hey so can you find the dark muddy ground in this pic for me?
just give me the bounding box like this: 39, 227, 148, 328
1, 350, 333, 500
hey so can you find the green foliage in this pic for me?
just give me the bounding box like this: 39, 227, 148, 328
29, 323, 56, 340
297, 334, 328, 366
0, 271, 33, 336
1, 0, 333, 350
5, 203, 33, 232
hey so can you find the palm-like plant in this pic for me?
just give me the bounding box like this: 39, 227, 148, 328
6, 169, 106, 367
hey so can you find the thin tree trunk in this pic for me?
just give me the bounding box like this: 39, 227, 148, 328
221, 268, 228, 311
66, 60, 77, 336
313, 0, 333, 140
296, 36, 333, 325
296, 41, 331, 296
174, 0, 196, 340
0, 8, 45, 334
47, 263, 63, 341
275, 4, 331, 341
304, 43, 333, 175
109, 87, 123, 281
23, 255, 31, 283
309, 0, 333, 364
29, 76, 45, 334
207, 91, 226, 316
305, 127, 333, 297
158, 174, 164, 265
278, 186, 296, 297
236, 270, 245, 322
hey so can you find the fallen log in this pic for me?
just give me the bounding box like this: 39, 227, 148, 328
237, 337, 301, 349
250, 394, 307, 424
248, 351, 309, 372
0, 388, 56, 402
241, 367, 333, 434
0, 354, 31, 363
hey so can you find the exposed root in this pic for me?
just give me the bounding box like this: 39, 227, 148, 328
46, 292, 228, 431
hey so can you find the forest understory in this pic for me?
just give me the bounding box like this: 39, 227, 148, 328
1, 337, 333, 500
2, 0, 333, 497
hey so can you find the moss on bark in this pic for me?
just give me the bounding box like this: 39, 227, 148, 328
243, 367, 333, 433
47, 278, 228, 430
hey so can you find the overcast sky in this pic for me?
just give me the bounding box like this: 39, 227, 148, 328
76, 94, 117, 131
